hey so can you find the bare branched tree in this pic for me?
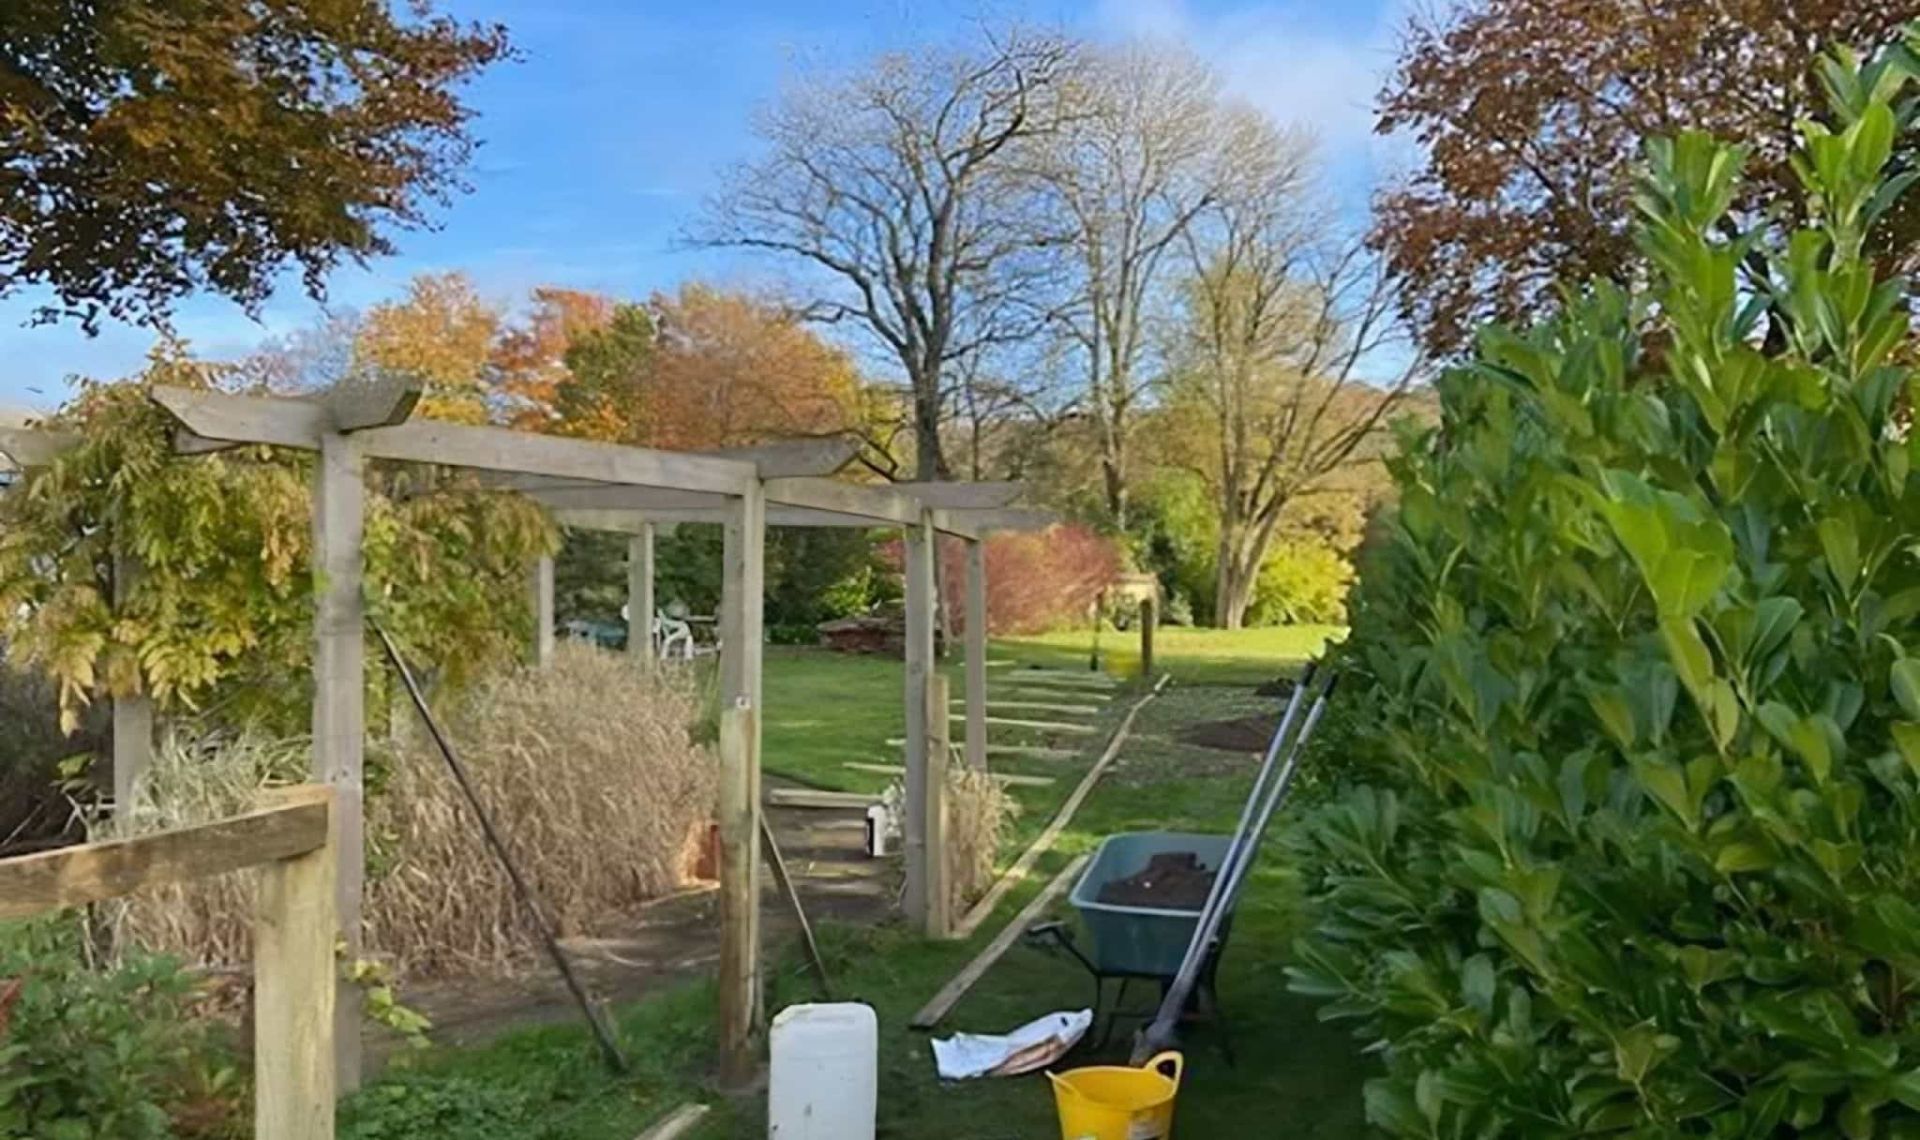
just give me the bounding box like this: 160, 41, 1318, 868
1168, 153, 1425, 628
1023, 48, 1315, 527
693, 29, 1075, 481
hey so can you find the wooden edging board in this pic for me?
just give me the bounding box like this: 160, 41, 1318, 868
842, 761, 1056, 787
949, 673, 1173, 941
949, 714, 1097, 736
909, 853, 1092, 1030
634, 1103, 710, 1140
949, 699, 1105, 717
767, 788, 879, 810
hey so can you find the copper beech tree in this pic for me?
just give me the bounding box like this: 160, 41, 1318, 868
0, 0, 508, 331
1372, 0, 1920, 354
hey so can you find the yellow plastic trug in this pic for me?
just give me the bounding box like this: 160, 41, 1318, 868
1048, 1051, 1185, 1140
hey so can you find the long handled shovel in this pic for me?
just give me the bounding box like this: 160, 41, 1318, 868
1131, 668, 1338, 1064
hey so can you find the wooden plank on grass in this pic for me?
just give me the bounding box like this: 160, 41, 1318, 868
909, 853, 1091, 1029
634, 1103, 711, 1140
950, 698, 1104, 717
887, 739, 1077, 761
842, 762, 1056, 787
951, 674, 1172, 941
768, 788, 881, 810
1004, 670, 1118, 687
0, 788, 332, 919
950, 714, 1097, 736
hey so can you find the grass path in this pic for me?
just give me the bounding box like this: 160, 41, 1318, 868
344, 636, 1368, 1139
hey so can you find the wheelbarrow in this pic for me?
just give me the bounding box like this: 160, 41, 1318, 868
1027, 831, 1238, 1058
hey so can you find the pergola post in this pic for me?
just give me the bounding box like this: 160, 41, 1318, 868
312, 431, 366, 1092
1140, 593, 1157, 680
530, 554, 555, 667
903, 509, 940, 933
963, 537, 988, 773
627, 522, 655, 665
717, 482, 765, 1087
111, 549, 154, 812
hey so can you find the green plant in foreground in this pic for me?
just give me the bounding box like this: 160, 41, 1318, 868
0, 919, 238, 1139
1291, 26, 1920, 1137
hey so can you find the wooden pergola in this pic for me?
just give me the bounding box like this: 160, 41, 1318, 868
0, 380, 1047, 1093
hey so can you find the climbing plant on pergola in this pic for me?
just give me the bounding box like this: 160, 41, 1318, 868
0, 378, 1047, 1093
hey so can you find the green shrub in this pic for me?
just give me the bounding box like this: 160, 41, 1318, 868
339, 1075, 529, 1140
1248, 538, 1353, 626
0, 918, 238, 1139
1290, 29, 1920, 1136
1136, 469, 1359, 627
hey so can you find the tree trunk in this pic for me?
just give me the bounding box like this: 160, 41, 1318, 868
1102, 454, 1128, 531
1213, 534, 1250, 630
910, 365, 949, 482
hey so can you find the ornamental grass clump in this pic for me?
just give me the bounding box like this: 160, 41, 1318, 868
365, 642, 715, 976
945, 764, 1019, 913
1290, 28, 1920, 1136
108, 643, 716, 980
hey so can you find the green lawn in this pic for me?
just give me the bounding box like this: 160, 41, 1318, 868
1001, 624, 1343, 686
762, 625, 1343, 793
348, 633, 1368, 1139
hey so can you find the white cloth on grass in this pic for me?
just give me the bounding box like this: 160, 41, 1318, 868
931, 1010, 1094, 1080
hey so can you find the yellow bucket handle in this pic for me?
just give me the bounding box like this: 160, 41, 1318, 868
1145, 1051, 1184, 1088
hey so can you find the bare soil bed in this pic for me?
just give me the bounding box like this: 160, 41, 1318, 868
1177, 714, 1277, 753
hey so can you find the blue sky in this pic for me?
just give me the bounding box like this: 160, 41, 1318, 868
0, 0, 1409, 410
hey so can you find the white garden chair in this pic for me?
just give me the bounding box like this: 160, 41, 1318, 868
653, 613, 696, 660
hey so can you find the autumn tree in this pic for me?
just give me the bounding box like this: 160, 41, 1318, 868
1373, 0, 1920, 353
351, 272, 501, 423
647, 284, 860, 450
526, 302, 650, 441
696, 28, 1075, 481
1028, 45, 1296, 526
489, 288, 616, 429
1167, 159, 1420, 628
0, 0, 508, 331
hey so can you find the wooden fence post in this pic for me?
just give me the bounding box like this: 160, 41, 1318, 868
924, 673, 952, 938
902, 511, 937, 928
1139, 594, 1156, 681
311, 431, 364, 1091
716, 700, 759, 1088
530, 554, 556, 667
254, 788, 338, 1140
111, 549, 153, 812
718, 483, 765, 1085
963, 538, 988, 772
628, 522, 655, 664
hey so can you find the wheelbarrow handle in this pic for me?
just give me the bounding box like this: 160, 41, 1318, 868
1025, 921, 1099, 976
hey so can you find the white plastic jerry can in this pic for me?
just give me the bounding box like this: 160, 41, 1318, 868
768, 1002, 879, 1139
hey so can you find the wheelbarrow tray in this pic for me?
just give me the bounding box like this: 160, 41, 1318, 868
1068, 831, 1235, 979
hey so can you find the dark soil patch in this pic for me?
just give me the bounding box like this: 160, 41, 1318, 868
1096, 851, 1216, 910
1179, 714, 1277, 753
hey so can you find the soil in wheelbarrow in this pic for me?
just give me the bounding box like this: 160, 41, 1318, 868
1096, 851, 1217, 910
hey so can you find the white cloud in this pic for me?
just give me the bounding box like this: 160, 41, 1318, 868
1096, 0, 1415, 199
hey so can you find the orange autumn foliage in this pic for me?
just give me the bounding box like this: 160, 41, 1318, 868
490, 288, 617, 430
644, 284, 860, 449
354, 272, 500, 423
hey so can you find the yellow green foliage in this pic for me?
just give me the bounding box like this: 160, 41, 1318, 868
0, 349, 556, 732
